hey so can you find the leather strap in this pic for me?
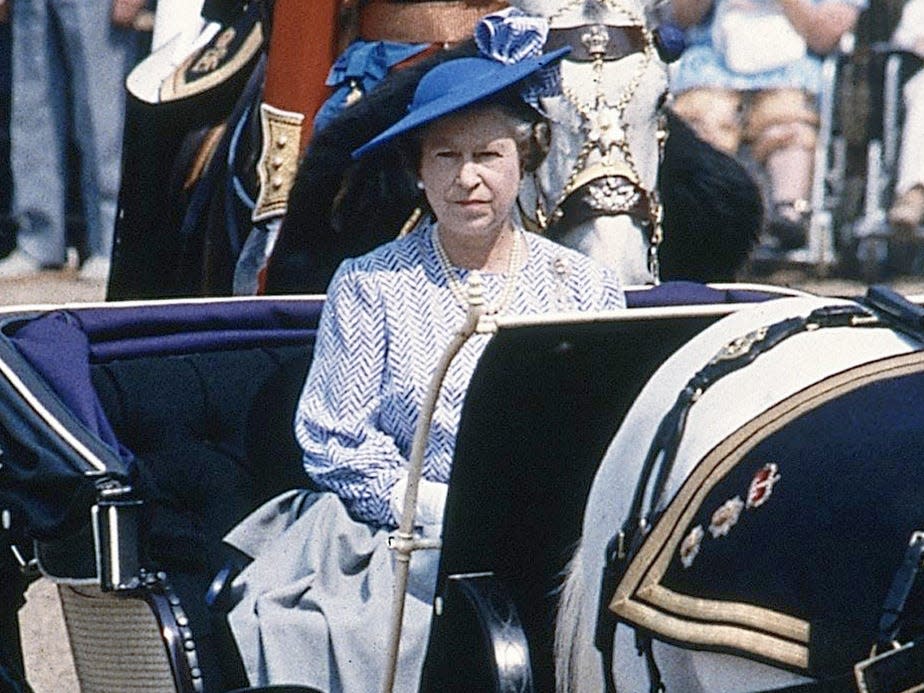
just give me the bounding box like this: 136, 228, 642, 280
546, 24, 646, 62
876, 532, 924, 651
763, 639, 924, 693
359, 0, 508, 44
854, 640, 924, 693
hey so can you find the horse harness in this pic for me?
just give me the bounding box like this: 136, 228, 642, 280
595, 287, 924, 693
535, 5, 673, 280
356, 0, 509, 44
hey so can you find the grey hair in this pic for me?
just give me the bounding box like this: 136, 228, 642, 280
398, 96, 552, 176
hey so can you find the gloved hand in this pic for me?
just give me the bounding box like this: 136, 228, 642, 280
389, 473, 448, 527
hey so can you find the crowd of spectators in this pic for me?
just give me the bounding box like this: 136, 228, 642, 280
0, 0, 151, 282
668, 0, 865, 251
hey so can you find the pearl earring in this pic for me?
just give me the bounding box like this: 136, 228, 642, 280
416, 180, 425, 190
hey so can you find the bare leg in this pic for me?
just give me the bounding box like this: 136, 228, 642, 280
747, 89, 817, 248
765, 143, 812, 206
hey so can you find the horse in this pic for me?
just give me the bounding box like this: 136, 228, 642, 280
262, 0, 762, 294
555, 287, 924, 691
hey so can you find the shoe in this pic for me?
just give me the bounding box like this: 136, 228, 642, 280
78, 255, 111, 282
888, 186, 924, 232
765, 201, 809, 251
0, 249, 60, 280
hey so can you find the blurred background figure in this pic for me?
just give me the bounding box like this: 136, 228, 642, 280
0, 0, 13, 259
0, 0, 150, 281
150, 0, 205, 53
668, 0, 865, 250
886, 0, 924, 231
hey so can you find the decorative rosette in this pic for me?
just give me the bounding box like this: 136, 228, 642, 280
475, 8, 563, 106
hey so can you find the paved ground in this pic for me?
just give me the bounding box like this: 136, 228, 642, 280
5, 265, 924, 692
0, 265, 107, 307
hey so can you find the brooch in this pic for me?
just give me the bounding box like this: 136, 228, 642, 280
709, 496, 744, 538
747, 463, 781, 509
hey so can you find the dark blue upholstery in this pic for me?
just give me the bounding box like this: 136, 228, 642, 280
625, 281, 785, 307
1, 298, 323, 693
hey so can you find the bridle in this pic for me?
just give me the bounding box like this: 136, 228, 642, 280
532, 0, 667, 279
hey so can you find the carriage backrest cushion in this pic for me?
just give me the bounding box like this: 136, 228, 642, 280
91, 345, 313, 574
1, 299, 322, 541
625, 281, 783, 307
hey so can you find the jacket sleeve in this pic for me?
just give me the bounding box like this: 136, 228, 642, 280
294, 259, 408, 527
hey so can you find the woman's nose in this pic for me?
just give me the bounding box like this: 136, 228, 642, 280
455, 160, 481, 188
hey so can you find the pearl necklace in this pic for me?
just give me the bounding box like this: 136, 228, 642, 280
432, 225, 523, 316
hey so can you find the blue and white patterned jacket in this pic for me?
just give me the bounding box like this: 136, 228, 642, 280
295, 220, 625, 527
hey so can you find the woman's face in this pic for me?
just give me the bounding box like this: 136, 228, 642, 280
418, 106, 523, 243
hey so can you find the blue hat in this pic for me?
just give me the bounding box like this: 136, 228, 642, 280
351, 46, 570, 160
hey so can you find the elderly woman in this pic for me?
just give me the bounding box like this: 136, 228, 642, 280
223, 10, 624, 692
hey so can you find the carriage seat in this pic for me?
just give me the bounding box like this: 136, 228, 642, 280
2, 299, 322, 693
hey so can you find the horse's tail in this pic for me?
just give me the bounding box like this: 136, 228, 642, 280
555, 544, 604, 693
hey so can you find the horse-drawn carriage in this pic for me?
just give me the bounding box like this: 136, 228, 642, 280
5, 280, 924, 692
5, 2, 924, 692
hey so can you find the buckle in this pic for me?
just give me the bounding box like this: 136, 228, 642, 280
854, 640, 922, 693
10, 543, 40, 579
3, 508, 40, 578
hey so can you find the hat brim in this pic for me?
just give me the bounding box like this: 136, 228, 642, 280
351, 46, 570, 160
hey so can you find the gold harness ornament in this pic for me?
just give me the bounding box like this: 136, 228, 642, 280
536, 0, 667, 279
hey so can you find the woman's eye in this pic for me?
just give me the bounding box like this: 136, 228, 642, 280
476, 150, 502, 161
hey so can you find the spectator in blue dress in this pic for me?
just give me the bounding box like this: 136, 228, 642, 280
0, 0, 147, 281
222, 10, 625, 691
669, 0, 866, 249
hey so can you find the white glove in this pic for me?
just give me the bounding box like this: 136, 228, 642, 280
390, 473, 448, 527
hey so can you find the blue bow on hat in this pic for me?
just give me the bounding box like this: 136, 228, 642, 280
351, 8, 569, 160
